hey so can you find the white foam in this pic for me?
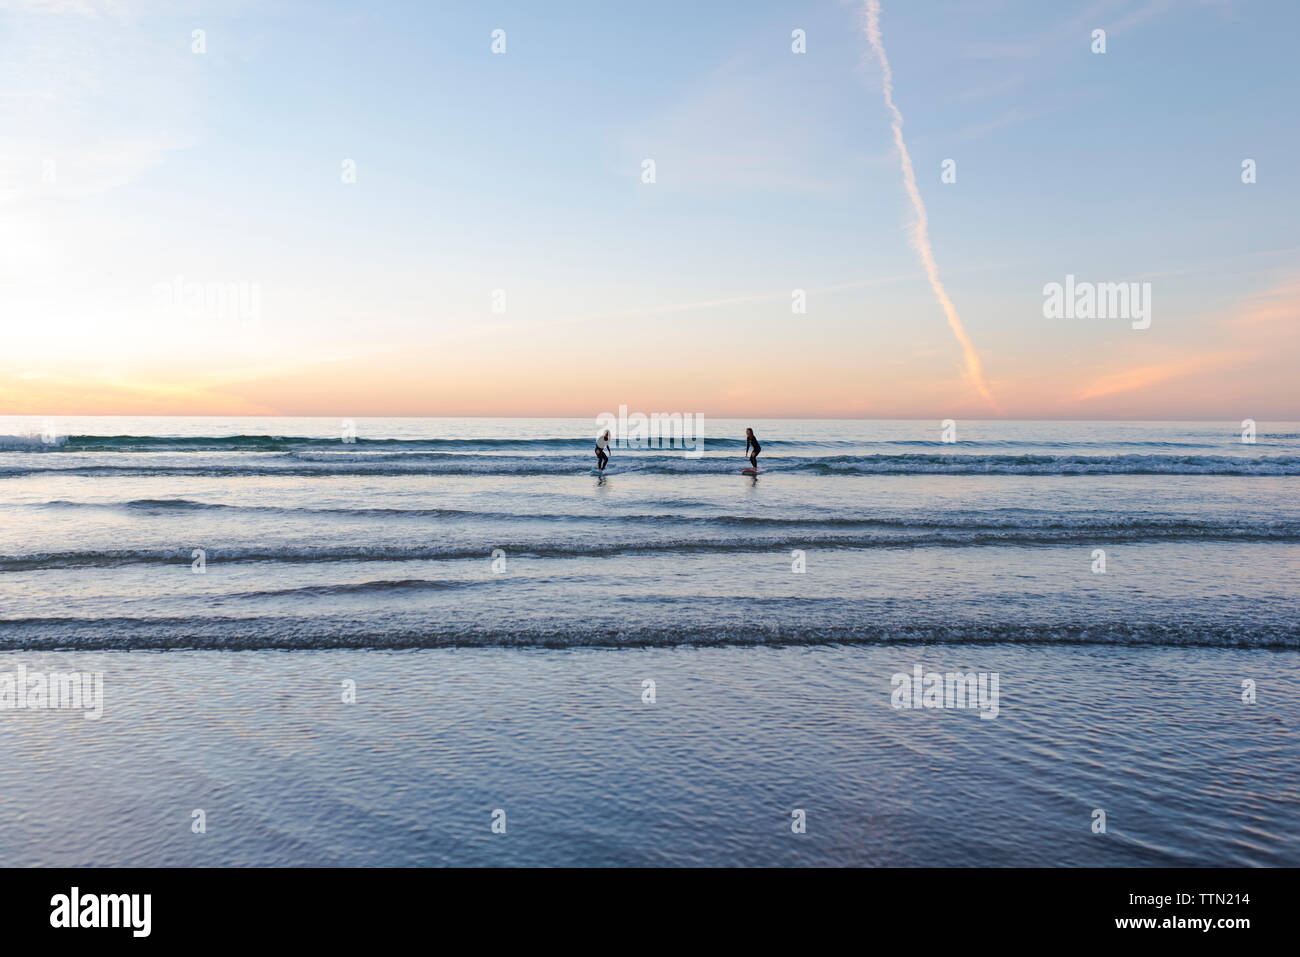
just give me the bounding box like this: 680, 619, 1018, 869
0, 432, 66, 449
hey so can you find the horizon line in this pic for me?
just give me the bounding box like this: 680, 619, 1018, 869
2, 412, 1295, 423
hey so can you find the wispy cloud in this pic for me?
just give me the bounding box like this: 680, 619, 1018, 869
952, 74, 1025, 103
1078, 352, 1245, 400
948, 105, 1048, 143
1111, 0, 1178, 32
617, 52, 863, 195
1077, 272, 1299, 403
0, 135, 186, 206
960, 0, 1175, 60
862, 0, 998, 408
0, 0, 102, 14
1231, 276, 1300, 326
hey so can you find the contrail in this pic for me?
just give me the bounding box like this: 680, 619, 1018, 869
863, 0, 998, 408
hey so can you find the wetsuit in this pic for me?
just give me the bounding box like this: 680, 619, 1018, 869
595, 435, 610, 471
746, 433, 761, 469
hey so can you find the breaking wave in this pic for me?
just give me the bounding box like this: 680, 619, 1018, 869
4, 452, 1300, 477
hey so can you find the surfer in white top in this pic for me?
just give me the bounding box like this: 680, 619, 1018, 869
595, 430, 611, 472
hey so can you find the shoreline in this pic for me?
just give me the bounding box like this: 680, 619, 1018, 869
2, 643, 1294, 867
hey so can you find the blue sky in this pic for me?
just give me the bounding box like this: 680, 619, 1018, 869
2, 0, 1297, 417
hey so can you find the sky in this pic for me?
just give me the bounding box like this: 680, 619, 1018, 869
1, 0, 1297, 419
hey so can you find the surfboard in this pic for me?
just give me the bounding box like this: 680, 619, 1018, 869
742, 468, 761, 474
590, 469, 611, 475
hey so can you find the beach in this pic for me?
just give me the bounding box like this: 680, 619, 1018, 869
0, 644, 1295, 867
0, 416, 1297, 865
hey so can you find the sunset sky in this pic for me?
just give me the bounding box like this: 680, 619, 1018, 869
2, 0, 1297, 418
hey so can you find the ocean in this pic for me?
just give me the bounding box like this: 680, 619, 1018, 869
0, 416, 1297, 866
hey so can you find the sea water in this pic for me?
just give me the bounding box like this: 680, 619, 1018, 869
0, 417, 1296, 865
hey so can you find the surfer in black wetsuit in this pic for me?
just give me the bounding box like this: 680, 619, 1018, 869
595, 429, 611, 471
745, 427, 760, 470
